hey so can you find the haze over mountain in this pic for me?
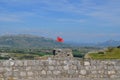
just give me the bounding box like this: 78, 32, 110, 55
66, 40, 120, 48
0, 34, 70, 49
0, 34, 119, 49
95, 40, 120, 47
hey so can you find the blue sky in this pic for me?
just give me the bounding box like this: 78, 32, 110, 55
0, 0, 120, 43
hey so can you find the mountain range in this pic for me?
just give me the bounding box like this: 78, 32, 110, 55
0, 34, 119, 48
66, 40, 120, 48
0, 34, 69, 49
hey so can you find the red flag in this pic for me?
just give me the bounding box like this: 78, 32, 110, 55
56, 36, 64, 42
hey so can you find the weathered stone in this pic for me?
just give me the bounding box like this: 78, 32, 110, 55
12, 67, 19, 72
0, 68, 4, 72
41, 70, 46, 75
63, 65, 69, 70
48, 58, 53, 65
57, 66, 63, 70
84, 61, 90, 66
0, 78, 4, 80
53, 49, 73, 58
91, 71, 97, 74
34, 60, 40, 66
2, 61, 9, 66
53, 71, 61, 75
27, 77, 34, 80
27, 71, 34, 76
13, 71, 20, 77
108, 71, 116, 75
15, 61, 23, 66
10, 62, 15, 66
64, 61, 67, 64
0, 74, 4, 77
4, 71, 12, 77
20, 71, 26, 77
26, 67, 31, 71
37, 66, 42, 70
27, 60, 35, 66
115, 66, 120, 70
71, 65, 77, 70
91, 66, 97, 70
85, 66, 90, 70
0, 58, 120, 79
56, 61, 61, 65
110, 75, 118, 78
80, 70, 87, 75
98, 70, 104, 74
48, 66, 54, 70
68, 70, 75, 75
47, 71, 52, 75
23, 61, 28, 66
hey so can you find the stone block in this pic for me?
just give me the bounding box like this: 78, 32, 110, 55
0, 74, 3, 77
47, 71, 52, 75
4, 71, 12, 77
80, 70, 87, 75
15, 61, 23, 66
110, 75, 118, 78
13, 71, 20, 77
2, 61, 9, 67
20, 71, 26, 77
84, 61, 90, 66
26, 67, 31, 71
53, 71, 61, 75
0, 68, 5, 72
48, 66, 54, 70
0, 78, 4, 80
27, 71, 34, 77
23, 61, 28, 66
63, 65, 69, 70
10, 61, 15, 66
41, 70, 46, 75
34, 60, 40, 66
57, 66, 63, 70
27, 60, 35, 66
68, 70, 75, 75
91, 71, 97, 74
108, 71, 116, 75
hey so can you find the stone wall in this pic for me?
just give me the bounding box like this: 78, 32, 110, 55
0, 58, 120, 80
53, 49, 73, 58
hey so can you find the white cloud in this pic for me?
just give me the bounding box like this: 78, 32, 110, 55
36, 0, 120, 26
86, 0, 120, 25
57, 18, 85, 23
0, 0, 120, 26
0, 14, 21, 22
0, 11, 37, 22
0, 17, 19, 22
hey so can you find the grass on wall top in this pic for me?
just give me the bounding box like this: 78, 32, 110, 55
86, 47, 120, 59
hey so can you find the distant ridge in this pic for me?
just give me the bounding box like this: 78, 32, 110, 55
95, 40, 120, 47
0, 34, 69, 49
66, 40, 120, 47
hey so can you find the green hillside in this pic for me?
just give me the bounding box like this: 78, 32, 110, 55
85, 47, 120, 59
0, 34, 69, 49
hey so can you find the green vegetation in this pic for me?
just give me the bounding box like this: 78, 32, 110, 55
0, 48, 53, 60
72, 49, 84, 58
0, 56, 9, 60
0, 46, 101, 60
0, 35, 102, 60
72, 47, 101, 58
86, 47, 120, 59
